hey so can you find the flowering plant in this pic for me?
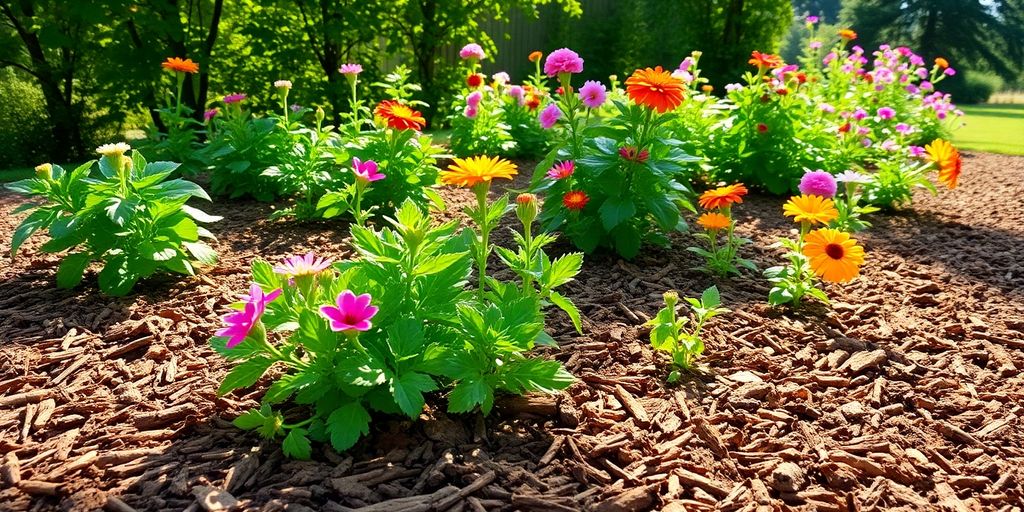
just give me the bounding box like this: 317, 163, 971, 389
645, 286, 728, 382
7, 144, 219, 295
688, 184, 756, 276
138, 57, 206, 176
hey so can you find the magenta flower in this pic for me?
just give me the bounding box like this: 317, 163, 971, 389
466, 91, 482, 108
877, 107, 895, 120
459, 43, 486, 61
274, 252, 334, 277
678, 57, 695, 71
909, 145, 925, 157
852, 108, 867, 121
216, 284, 282, 348
547, 160, 575, 180
578, 80, 607, 109
544, 48, 584, 77
339, 63, 363, 76
352, 157, 385, 183
539, 103, 561, 129
895, 122, 912, 134
798, 170, 838, 197
463, 105, 478, 119
944, 67, 956, 76
223, 93, 247, 104
204, 108, 218, 122
806, 15, 819, 23
809, 41, 822, 50
320, 290, 378, 333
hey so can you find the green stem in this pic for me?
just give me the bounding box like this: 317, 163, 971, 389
174, 72, 184, 120
350, 79, 359, 132
522, 221, 535, 294
474, 185, 490, 301
352, 181, 366, 226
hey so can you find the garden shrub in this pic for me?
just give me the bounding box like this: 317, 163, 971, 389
0, 70, 51, 169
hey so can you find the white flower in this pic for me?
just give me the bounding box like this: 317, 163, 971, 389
274, 80, 293, 89
95, 142, 131, 157
491, 72, 510, 85
834, 170, 872, 184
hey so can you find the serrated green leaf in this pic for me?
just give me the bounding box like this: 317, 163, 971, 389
282, 428, 312, 459
56, 253, 92, 288
326, 402, 371, 452
233, 408, 266, 430
391, 372, 437, 419
218, 356, 274, 395
448, 377, 493, 415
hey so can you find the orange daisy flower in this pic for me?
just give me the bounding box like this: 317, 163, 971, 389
924, 138, 962, 189
162, 57, 199, 74
802, 228, 865, 283
529, 51, 543, 63
838, 29, 857, 41
439, 156, 517, 189
698, 212, 730, 231
625, 66, 686, 113
375, 100, 426, 131
748, 51, 783, 70
563, 190, 589, 211
698, 184, 748, 210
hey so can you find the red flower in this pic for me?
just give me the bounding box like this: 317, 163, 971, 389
757, 123, 769, 134
838, 122, 851, 133
563, 190, 590, 211
467, 73, 483, 88
776, 88, 788, 96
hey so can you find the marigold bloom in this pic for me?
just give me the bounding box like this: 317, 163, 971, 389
798, 170, 838, 198
934, 57, 949, 69
803, 228, 865, 283
528, 51, 543, 63
924, 138, 962, 189
625, 66, 685, 113
217, 284, 282, 348
698, 212, 731, 231
375, 100, 426, 131
320, 290, 378, 333
579, 80, 607, 109
701, 85, 714, 93
440, 155, 518, 188
162, 57, 199, 74
783, 194, 840, 225
352, 157, 385, 183
274, 252, 333, 277
547, 160, 575, 180
539, 102, 561, 129
838, 29, 857, 40
563, 190, 589, 211
748, 51, 783, 70
544, 48, 584, 77
698, 184, 748, 210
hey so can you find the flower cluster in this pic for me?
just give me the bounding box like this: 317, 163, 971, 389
689, 184, 756, 276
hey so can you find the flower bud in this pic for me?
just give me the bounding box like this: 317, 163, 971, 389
515, 193, 538, 226
691, 51, 703, 59
34, 163, 52, 180
315, 106, 325, 124
663, 290, 679, 309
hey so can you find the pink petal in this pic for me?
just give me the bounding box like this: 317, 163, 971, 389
354, 293, 372, 310
362, 305, 379, 320
320, 305, 344, 324
353, 320, 372, 331
338, 290, 356, 310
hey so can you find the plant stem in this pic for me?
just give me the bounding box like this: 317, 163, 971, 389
474, 185, 490, 301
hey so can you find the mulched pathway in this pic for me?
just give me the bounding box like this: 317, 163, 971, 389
1, 151, 1022, 512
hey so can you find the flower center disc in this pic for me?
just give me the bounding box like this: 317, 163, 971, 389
825, 243, 845, 260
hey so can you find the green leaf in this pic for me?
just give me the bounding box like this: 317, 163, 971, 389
700, 286, 721, 308
326, 402, 371, 452
11, 208, 57, 257
218, 356, 274, 395
448, 377, 494, 415
548, 291, 582, 334
105, 197, 138, 227
233, 408, 266, 430
503, 359, 575, 394
413, 253, 465, 276
297, 308, 337, 354
282, 428, 312, 460
181, 205, 222, 223
148, 179, 212, 201
612, 224, 641, 259
599, 196, 636, 231
391, 372, 437, 419
251, 258, 277, 288
183, 242, 218, 265
543, 253, 582, 290
645, 195, 680, 232
56, 253, 92, 288
97, 257, 140, 296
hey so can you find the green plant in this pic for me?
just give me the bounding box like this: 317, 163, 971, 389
645, 286, 728, 381
7, 145, 219, 295
202, 99, 292, 202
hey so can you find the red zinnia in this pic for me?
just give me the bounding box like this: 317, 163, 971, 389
375, 100, 426, 131
563, 190, 589, 211
467, 73, 483, 88
757, 123, 769, 134
748, 51, 783, 70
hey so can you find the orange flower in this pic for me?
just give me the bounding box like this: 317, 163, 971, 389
701, 85, 714, 93
838, 29, 857, 40
374, 100, 426, 131
698, 184, 748, 210
529, 51, 543, 63
625, 66, 685, 113
925, 138, 962, 189
162, 57, 199, 74
563, 190, 589, 211
783, 195, 839, 225
934, 57, 949, 69
698, 212, 730, 231
748, 51, 783, 70
440, 156, 517, 188
802, 228, 865, 283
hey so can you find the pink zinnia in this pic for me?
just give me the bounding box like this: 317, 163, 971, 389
459, 43, 486, 61
466, 91, 482, 108
339, 63, 363, 76
578, 80, 607, 109
544, 48, 584, 77
547, 161, 575, 180
274, 252, 334, 277
877, 107, 895, 120
539, 103, 561, 129
798, 170, 837, 197
352, 157, 385, 183
216, 284, 282, 348
320, 290, 378, 333
204, 109, 218, 122
223, 93, 247, 104
464, 105, 478, 119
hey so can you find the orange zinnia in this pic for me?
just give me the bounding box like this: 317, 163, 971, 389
838, 29, 857, 41
162, 57, 199, 74
698, 184, 748, 210
803, 228, 865, 283
924, 138, 962, 189
625, 66, 685, 113
698, 212, 730, 231
529, 51, 543, 63
934, 57, 949, 69
748, 51, 783, 70
374, 100, 426, 131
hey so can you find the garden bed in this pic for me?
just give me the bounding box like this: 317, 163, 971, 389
1, 151, 1023, 512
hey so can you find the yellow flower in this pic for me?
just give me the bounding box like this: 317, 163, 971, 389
803, 228, 865, 283
440, 156, 518, 189
783, 194, 839, 225
95, 142, 132, 158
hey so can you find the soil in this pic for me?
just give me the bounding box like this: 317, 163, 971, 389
1, 151, 1023, 512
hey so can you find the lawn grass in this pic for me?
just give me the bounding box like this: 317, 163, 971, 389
955, 104, 1024, 156
0, 167, 33, 183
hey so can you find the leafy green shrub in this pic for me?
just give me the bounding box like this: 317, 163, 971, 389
7, 144, 219, 295
0, 70, 51, 169
943, 71, 1003, 105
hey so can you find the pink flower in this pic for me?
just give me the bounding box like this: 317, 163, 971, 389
544, 48, 584, 77
463, 105, 478, 118
678, 57, 695, 71
798, 170, 837, 198
352, 157, 385, 183
852, 108, 867, 121
216, 284, 282, 348
810, 41, 822, 50
223, 93, 247, 104
909, 145, 925, 157
944, 67, 956, 76
539, 103, 561, 129
895, 123, 912, 134
339, 63, 363, 76
204, 109, 218, 122
274, 252, 334, 277
806, 15, 819, 23
492, 71, 510, 85
578, 80, 607, 109
320, 290, 378, 333
466, 91, 482, 108
547, 160, 575, 180
877, 107, 895, 120
508, 85, 525, 103
459, 43, 486, 61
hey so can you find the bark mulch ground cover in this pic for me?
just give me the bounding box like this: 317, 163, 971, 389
1, 151, 1023, 512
